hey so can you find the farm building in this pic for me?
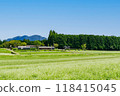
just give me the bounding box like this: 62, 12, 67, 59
18, 45, 55, 50
39, 46, 55, 50
18, 45, 36, 49
18, 46, 30, 49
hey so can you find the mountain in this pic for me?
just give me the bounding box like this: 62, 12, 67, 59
6, 35, 47, 41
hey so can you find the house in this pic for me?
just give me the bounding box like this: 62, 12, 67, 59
26, 45, 36, 48
39, 46, 55, 50
18, 45, 36, 49
18, 45, 55, 50
18, 46, 30, 50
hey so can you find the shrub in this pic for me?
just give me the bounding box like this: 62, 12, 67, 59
12, 48, 18, 51
30, 48, 36, 50
81, 44, 87, 51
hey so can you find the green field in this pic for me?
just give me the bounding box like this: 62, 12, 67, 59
0, 48, 120, 80
0, 48, 11, 53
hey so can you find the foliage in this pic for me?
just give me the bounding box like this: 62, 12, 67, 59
0, 40, 2, 45
22, 39, 45, 46
30, 48, 37, 51
54, 43, 59, 48
81, 44, 86, 50
21, 42, 27, 46
12, 48, 18, 51
0, 45, 3, 48
1, 30, 120, 51
3, 40, 7, 43
0, 40, 27, 48
48, 30, 58, 46
0, 39, 45, 48
41, 39, 48, 46
48, 30, 120, 50
34, 40, 42, 45
34, 40, 42, 49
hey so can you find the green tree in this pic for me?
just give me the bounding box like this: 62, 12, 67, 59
2, 42, 10, 48
41, 40, 48, 46
3, 40, 7, 43
21, 42, 27, 46
81, 44, 87, 50
9, 40, 21, 47
34, 40, 42, 49
1, 40, 26, 48
23, 39, 31, 45
48, 30, 57, 46
0, 40, 2, 45
54, 43, 59, 48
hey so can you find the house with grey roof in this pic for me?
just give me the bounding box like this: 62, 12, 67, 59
18, 45, 55, 50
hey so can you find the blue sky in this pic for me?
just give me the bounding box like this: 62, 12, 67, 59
0, 0, 120, 40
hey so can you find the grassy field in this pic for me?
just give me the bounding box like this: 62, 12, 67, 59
0, 48, 120, 80
0, 48, 11, 53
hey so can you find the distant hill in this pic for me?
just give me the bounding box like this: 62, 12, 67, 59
6, 35, 47, 41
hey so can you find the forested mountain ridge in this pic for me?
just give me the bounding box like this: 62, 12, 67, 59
6, 35, 47, 41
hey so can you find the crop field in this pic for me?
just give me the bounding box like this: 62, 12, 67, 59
0, 48, 120, 80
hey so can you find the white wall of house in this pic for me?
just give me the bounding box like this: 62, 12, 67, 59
18, 46, 30, 49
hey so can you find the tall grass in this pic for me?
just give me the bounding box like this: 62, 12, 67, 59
0, 49, 120, 80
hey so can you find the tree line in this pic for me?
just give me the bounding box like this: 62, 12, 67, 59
0, 39, 47, 48
1, 30, 120, 50
48, 30, 120, 50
